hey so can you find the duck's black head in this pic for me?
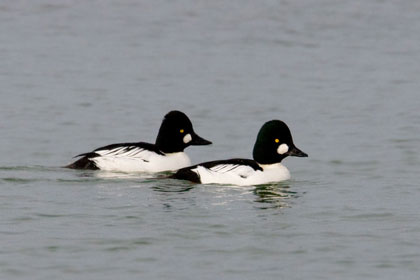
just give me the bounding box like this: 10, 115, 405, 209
155, 110, 212, 153
252, 120, 307, 164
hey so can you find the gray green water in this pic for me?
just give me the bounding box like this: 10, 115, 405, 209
1, 0, 420, 279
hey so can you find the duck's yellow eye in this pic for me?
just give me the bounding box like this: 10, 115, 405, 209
275, 138, 279, 143
180, 129, 184, 133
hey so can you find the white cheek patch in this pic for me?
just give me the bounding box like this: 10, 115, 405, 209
277, 143, 289, 155
183, 133, 192, 144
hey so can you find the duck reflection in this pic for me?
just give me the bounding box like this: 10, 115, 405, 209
253, 183, 299, 209
151, 180, 194, 193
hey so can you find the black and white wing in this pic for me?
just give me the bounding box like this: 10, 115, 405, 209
174, 159, 262, 183
66, 142, 163, 170
205, 163, 257, 179
92, 143, 161, 161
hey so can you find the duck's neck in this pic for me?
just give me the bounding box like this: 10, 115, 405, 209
258, 162, 284, 170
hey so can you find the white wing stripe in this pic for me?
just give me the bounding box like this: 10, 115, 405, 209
196, 163, 258, 183
115, 149, 144, 158
124, 148, 142, 157
210, 164, 242, 173
210, 164, 240, 173
96, 147, 146, 157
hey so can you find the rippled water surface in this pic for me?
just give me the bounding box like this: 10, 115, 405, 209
1, 1, 420, 279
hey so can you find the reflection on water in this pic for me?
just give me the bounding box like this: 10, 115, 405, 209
69, 169, 179, 181
253, 183, 299, 209
151, 179, 194, 193
84, 170, 157, 180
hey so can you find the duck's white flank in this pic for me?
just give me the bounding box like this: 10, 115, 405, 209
92, 147, 191, 172
192, 163, 290, 186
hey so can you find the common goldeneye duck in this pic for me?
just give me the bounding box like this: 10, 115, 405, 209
65, 110, 212, 172
173, 120, 307, 186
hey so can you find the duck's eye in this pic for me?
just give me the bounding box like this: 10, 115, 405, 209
180, 129, 184, 133
275, 138, 279, 143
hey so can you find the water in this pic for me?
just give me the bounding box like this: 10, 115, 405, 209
1, 0, 420, 279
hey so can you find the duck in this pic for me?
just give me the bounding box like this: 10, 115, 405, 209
173, 120, 307, 186
65, 110, 212, 172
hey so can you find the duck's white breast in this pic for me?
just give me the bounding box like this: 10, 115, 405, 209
246, 163, 290, 185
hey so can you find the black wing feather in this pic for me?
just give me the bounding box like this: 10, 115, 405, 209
172, 167, 201, 183
65, 157, 99, 169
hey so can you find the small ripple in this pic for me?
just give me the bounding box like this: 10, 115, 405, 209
335, 259, 355, 265
124, 215, 142, 220
77, 102, 92, 107
105, 205, 136, 210
391, 138, 420, 144
328, 159, 379, 166
343, 212, 394, 220
105, 246, 132, 252
375, 262, 395, 268
1, 177, 33, 183
152, 184, 194, 193
90, 237, 157, 252
329, 159, 343, 165
0, 166, 29, 171
0, 165, 54, 171
135, 257, 157, 262
35, 213, 66, 218
12, 216, 34, 222
290, 249, 307, 254
46, 246, 59, 252
0, 231, 25, 235
56, 178, 102, 183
